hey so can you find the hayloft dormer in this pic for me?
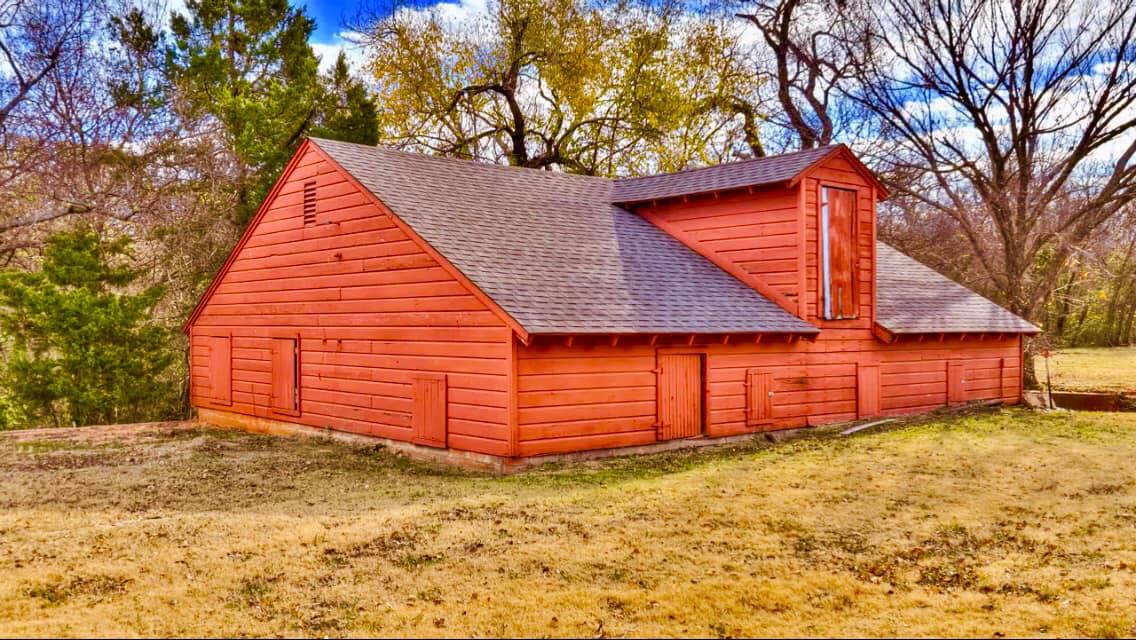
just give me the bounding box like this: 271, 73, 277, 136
613, 145, 888, 327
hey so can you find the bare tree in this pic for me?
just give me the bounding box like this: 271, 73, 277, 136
844, 0, 1136, 380
851, 0, 1136, 314
733, 0, 869, 151
0, 0, 87, 128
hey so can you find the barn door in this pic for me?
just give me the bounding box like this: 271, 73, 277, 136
412, 374, 447, 448
207, 335, 232, 405
947, 361, 967, 405
857, 364, 881, 418
746, 369, 774, 427
657, 353, 704, 440
821, 187, 858, 319
270, 337, 299, 414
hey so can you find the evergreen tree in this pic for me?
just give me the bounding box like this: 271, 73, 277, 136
166, 2, 380, 225
166, 0, 326, 225
0, 230, 176, 427
313, 52, 379, 146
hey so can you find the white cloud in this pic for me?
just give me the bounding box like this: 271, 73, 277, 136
311, 31, 369, 74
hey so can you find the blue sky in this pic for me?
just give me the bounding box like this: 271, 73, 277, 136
298, 0, 454, 71
298, 0, 364, 45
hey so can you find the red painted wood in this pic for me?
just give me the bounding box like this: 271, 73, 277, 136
826, 187, 858, 319
208, 336, 232, 405
186, 146, 512, 456
412, 373, 447, 448
746, 369, 774, 426
947, 361, 967, 405
636, 187, 804, 315
857, 363, 880, 418
186, 143, 1024, 461
657, 353, 703, 440
513, 335, 1021, 455
270, 337, 298, 414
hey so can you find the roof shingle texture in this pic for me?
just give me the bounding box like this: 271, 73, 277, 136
312, 138, 1035, 336
313, 138, 817, 335
612, 145, 840, 203
876, 244, 1039, 334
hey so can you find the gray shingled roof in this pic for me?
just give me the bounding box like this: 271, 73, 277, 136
311, 138, 1035, 337
612, 145, 840, 203
312, 138, 818, 335
876, 243, 1039, 334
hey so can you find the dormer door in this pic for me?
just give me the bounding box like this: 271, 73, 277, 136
820, 186, 859, 320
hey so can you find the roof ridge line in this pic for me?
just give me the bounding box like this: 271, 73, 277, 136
307, 137, 614, 185
613, 144, 844, 184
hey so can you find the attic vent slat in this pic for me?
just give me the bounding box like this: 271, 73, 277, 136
302, 180, 317, 225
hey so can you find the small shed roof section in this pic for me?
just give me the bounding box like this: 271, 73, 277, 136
875, 243, 1040, 334
612, 145, 842, 204
312, 138, 818, 335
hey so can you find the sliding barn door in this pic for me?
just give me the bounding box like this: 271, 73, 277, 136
656, 353, 704, 440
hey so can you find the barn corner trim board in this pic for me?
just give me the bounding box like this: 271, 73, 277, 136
184, 137, 1039, 466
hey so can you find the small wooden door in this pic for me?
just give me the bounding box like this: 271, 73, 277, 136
207, 335, 231, 405
947, 361, 967, 405
412, 374, 447, 448
746, 369, 774, 426
857, 364, 881, 418
270, 338, 299, 414
657, 353, 704, 440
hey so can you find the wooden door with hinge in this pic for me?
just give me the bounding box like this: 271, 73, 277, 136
746, 368, 774, 427
207, 335, 232, 405
947, 361, 967, 405
412, 373, 447, 448
656, 353, 704, 440
270, 337, 300, 415
857, 363, 881, 418
820, 186, 859, 320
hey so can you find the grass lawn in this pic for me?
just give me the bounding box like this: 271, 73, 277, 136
0, 409, 1134, 637
1046, 346, 1136, 393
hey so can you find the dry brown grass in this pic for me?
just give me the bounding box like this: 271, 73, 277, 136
0, 409, 1134, 637
1046, 346, 1136, 393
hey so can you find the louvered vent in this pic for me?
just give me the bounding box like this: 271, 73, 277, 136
302, 180, 317, 225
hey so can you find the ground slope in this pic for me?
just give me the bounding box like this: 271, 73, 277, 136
0, 409, 1133, 637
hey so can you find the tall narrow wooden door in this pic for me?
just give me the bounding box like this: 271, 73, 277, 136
822, 186, 858, 319
412, 374, 447, 448
207, 335, 232, 405
857, 364, 881, 418
270, 337, 299, 414
947, 361, 967, 405
657, 353, 704, 440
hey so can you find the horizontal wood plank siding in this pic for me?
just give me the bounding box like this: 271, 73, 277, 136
189, 146, 510, 456
515, 335, 1021, 455
639, 186, 803, 305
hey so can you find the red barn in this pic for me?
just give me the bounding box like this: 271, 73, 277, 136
184, 138, 1038, 470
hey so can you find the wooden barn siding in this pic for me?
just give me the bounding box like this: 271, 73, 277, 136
641, 186, 803, 305
189, 147, 512, 456
516, 152, 1018, 457
802, 155, 875, 323
515, 335, 1021, 456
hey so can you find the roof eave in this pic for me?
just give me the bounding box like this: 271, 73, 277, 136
875, 322, 1042, 337
786, 144, 891, 199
